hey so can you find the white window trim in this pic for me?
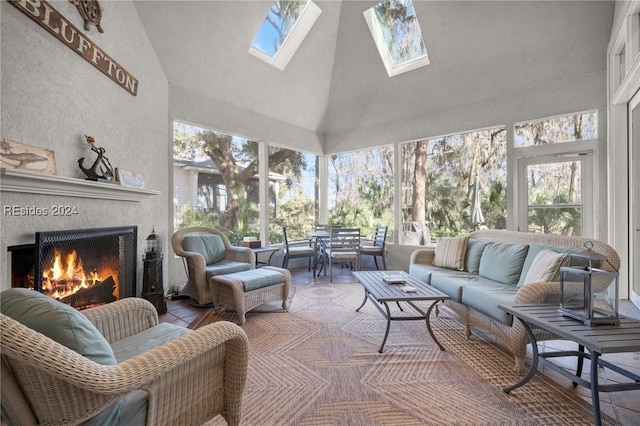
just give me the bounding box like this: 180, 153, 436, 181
363, 5, 430, 77
248, 1, 322, 71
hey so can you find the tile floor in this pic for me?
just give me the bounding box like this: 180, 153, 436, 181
162, 265, 640, 425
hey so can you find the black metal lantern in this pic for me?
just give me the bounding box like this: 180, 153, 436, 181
142, 227, 166, 314
559, 242, 619, 326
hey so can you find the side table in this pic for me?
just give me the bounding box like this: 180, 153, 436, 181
499, 303, 640, 426
251, 246, 279, 268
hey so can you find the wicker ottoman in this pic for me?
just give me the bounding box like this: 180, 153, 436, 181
210, 266, 291, 325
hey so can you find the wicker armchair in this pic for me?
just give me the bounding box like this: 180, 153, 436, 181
1, 295, 249, 426
172, 227, 255, 306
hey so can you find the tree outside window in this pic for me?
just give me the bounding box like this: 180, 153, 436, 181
173, 121, 260, 243
327, 146, 394, 238
268, 146, 318, 243
401, 127, 507, 242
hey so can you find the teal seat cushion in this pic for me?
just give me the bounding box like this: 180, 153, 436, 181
430, 271, 497, 302
205, 259, 252, 279
110, 322, 191, 362
408, 263, 443, 284
110, 323, 190, 426
461, 284, 518, 326
221, 269, 285, 292
465, 239, 492, 274
182, 234, 227, 265
478, 243, 529, 285
0, 288, 121, 425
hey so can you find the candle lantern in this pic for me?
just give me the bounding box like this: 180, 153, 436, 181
145, 226, 162, 258
142, 227, 166, 314
559, 241, 619, 326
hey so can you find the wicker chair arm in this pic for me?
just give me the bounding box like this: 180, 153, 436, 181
226, 246, 255, 268
1, 316, 248, 425
409, 248, 435, 266
83, 297, 159, 343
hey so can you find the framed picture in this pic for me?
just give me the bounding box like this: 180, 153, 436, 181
116, 168, 145, 189
0, 138, 57, 175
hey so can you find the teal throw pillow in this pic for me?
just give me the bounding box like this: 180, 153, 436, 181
464, 239, 492, 274
478, 243, 529, 285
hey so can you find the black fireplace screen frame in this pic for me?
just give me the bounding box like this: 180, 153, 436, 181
32, 226, 138, 302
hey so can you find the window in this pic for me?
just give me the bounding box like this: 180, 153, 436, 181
401, 127, 507, 242
249, 0, 322, 70
173, 121, 260, 243
327, 146, 394, 238
267, 146, 319, 242
514, 111, 597, 147
514, 111, 598, 237
364, 0, 429, 77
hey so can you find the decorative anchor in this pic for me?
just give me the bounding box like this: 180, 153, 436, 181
78, 135, 114, 181
69, 0, 104, 33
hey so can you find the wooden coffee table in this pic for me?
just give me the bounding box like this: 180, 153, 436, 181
353, 271, 450, 353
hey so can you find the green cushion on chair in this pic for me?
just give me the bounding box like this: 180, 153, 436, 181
221, 269, 285, 292
182, 234, 227, 265
0, 288, 121, 425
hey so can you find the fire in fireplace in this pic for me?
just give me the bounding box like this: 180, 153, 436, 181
9, 226, 137, 310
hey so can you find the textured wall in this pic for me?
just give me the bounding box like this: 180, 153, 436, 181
1, 0, 169, 293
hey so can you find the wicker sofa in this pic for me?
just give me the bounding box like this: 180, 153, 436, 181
409, 229, 620, 373
1, 288, 249, 426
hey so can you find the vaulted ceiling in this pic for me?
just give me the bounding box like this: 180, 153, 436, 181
133, 1, 614, 137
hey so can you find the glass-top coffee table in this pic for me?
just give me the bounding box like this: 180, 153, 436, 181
353, 271, 450, 353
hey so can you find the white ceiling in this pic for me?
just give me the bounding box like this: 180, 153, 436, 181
133, 1, 614, 136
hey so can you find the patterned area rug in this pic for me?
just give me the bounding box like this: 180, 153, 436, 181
194, 283, 616, 426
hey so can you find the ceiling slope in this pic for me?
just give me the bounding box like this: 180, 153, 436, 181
134, 1, 613, 138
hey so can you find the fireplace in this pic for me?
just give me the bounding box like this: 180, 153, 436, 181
9, 226, 137, 310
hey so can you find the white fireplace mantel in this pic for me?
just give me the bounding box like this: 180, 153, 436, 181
0, 169, 160, 202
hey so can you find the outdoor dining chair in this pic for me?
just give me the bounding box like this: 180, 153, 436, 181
322, 227, 361, 282
282, 226, 316, 272
360, 225, 388, 270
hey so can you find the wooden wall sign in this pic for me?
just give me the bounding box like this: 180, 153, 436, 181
10, 0, 138, 96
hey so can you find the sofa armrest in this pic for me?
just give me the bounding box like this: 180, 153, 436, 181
409, 248, 435, 266
226, 246, 255, 268
83, 297, 158, 343
514, 281, 562, 305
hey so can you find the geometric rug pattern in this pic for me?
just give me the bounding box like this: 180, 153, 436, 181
194, 283, 617, 425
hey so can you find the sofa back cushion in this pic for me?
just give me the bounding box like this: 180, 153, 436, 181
478, 242, 529, 285
464, 239, 492, 274
432, 236, 469, 271
182, 234, 227, 265
523, 249, 568, 285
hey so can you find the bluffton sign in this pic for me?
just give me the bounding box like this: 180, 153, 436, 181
10, 0, 138, 96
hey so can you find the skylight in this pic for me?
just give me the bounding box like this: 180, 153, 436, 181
364, 0, 430, 77
249, 0, 322, 71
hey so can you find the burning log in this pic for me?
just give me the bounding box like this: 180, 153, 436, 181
59, 275, 117, 309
